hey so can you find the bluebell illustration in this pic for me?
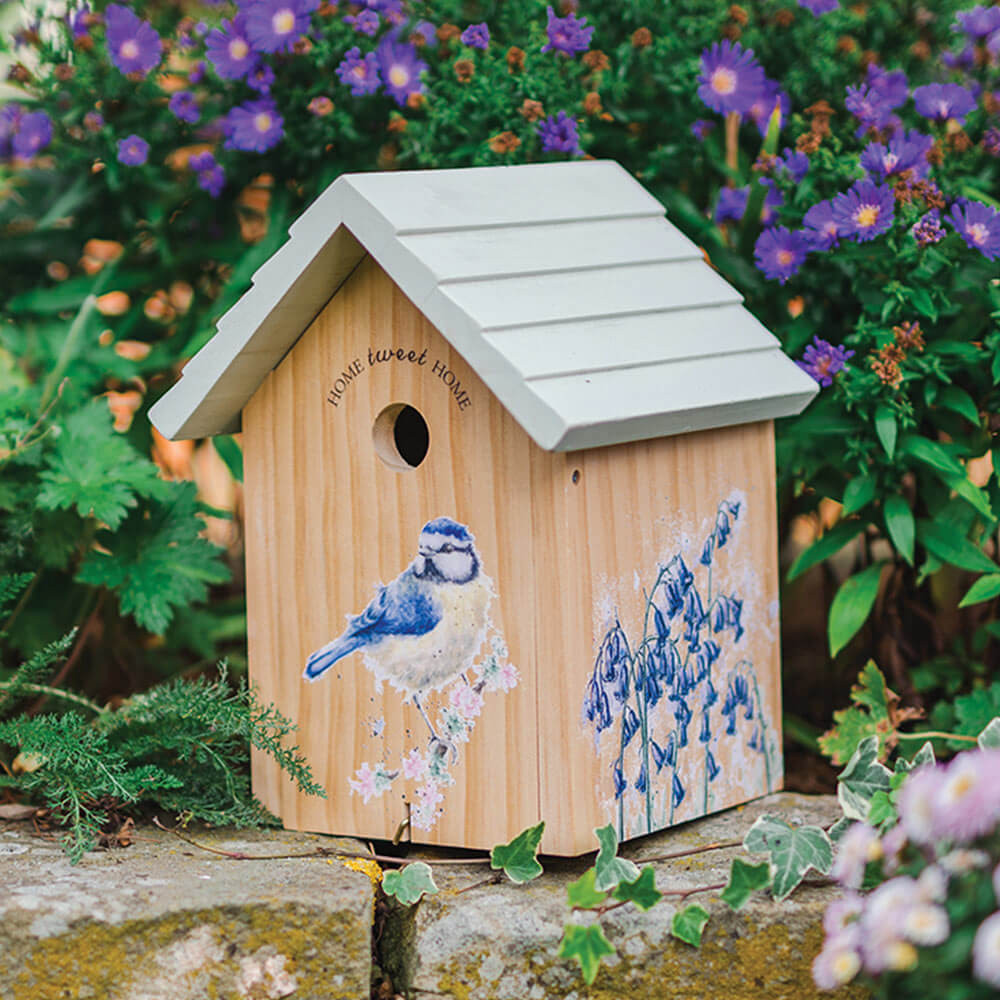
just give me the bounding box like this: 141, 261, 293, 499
582, 497, 775, 839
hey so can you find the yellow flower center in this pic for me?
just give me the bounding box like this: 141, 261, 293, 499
229, 38, 249, 60
855, 205, 880, 228
120, 39, 139, 60
389, 65, 410, 87
831, 952, 860, 985
352, 64, 367, 78
710, 67, 736, 95
776, 249, 793, 267
254, 112, 273, 133
968, 223, 987, 246
272, 9, 295, 34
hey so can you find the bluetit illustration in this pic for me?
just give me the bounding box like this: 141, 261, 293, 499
582, 496, 774, 839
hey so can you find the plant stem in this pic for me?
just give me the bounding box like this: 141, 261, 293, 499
639, 838, 743, 865
896, 730, 977, 742
0, 681, 102, 715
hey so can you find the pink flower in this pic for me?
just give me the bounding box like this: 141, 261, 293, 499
495, 662, 519, 691
401, 749, 428, 782
449, 684, 484, 719
812, 932, 861, 990
901, 904, 949, 946
933, 750, 1000, 843
349, 762, 379, 803
831, 823, 882, 889
973, 912, 1000, 988
898, 765, 946, 845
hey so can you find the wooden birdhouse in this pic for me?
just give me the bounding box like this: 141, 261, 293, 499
150, 161, 818, 855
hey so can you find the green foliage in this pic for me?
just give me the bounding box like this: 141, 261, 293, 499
490, 820, 545, 884
720, 858, 773, 911
743, 815, 833, 902
592, 823, 640, 892
836, 735, 893, 824
558, 923, 615, 985
566, 868, 608, 910
819, 661, 894, 764
670, 904, 710, 947
611, 866, 662, 912
381, 862, 438, 906
828, 562, 887, 657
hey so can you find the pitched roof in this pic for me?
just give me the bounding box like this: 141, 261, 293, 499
149, 160, 817, 451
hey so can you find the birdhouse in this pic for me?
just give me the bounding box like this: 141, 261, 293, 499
150, 161, 818, 856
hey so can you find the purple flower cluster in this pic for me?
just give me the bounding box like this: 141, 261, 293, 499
0, 104, 53, 159
912, 210, 945, 247
953, 5, 1000, 42
168, 90, 200, 124
336, 46, 380, 96
460, 22, 490, 50
697, 40, 765, 115
815, 749, 1000, 992
117, 133, 149, 166
189, 150, 226, 198
377, 36, 427, 106
542, 5, 593, 56
537, 111, 581, 157
105, 4, 162, 77
344, 9, 379, 36
859, 130, 932, 180
244, 0, 311, 54
797, 336, 854, 387
798, 0, 839, 13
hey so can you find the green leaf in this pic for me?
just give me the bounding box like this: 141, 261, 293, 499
593, 824, 640, 892
937, 386, 981, 427
491, 821, 545, 884
567, 868, 608, 910
558, 923, 616, 984
978, 718, 1000, 750
874, 405, 897, 459
954, 683, 1000, 737
743, 817, 832, 901
959, 574, 1000, 608
916, 520, 999, 575
671, 904, 710, 946
212, 435, 244, 483
612, 866, 662, 912
381, 862, 438, 905
787, 520, 866, 582
908, 285, 937, 320
896, 742, 935, 772
843, 476, 876, 515
828, 562, 885, 657
883, 496, 915, 566
837, 735, 893, 822
867, 790, 896, 828
720, 858, 772, 911
900, 434, 967, 478
818, 661, 893, 765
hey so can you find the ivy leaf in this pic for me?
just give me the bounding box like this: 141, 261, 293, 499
490, 820, 545, 884
612, 865, 661, 911
837, 735, 892, 822
978, 718, 1000, 750
743, 816, 832, 901
671, 904, 710, 946
381, 862, 438, 905
558, 923, 615, 985
874, 405, 897, 459
827, 816, 853, 844
883, 495, 915, 567
37, 402, 165, 530
867, 790, 896, 828
786, 520, 866, 582
593, 824, 640, 892
828, 563, 885, 657
959, 574, 1000, 608
896, 741, 935, 772
720, 858, 772, 911
77, 482, 230, 634
567, 868, 607, 910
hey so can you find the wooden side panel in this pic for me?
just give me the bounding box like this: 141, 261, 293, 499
243, 256, 543, 850
535, 422, 783, 854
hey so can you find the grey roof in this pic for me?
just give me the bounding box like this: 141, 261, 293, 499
149, 160, 817, 451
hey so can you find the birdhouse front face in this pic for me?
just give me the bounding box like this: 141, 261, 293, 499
241, 255, 783, 855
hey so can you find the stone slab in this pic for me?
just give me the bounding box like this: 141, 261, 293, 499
380, 792, 863, 1000
0, 823, 375, 1000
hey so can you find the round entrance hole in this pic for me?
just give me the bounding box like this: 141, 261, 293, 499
373, 403, 430, 471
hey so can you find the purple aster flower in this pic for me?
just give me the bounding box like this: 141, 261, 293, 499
860, 129, 933, 180
345, 9, 379, 36
774, 147, 809, 183
988, 32, 1000, 57
954, 5, 1000, 40
746, 78, 791, 136
189, 150, 216, 172
949, 200, 1000, 260
803, 199, 843, 250
198, 163, 226, 197
460, 22, 490, 49
913, 83, 977, 124
832, 179, 895, 242
542, 5, 593, 56
698, 40, 765, 115
715, 186, 749, 224
117, 133, 149, 166
537, 110, 582, 156
845, 83, 899, 134
866, 63, 908, 110
760, 181, 785, 227
11, 110, 52, 157
336, 46, 381, 96
797, 336, 854, 386
691, 119, 715, 141
911, 209, 945, 247
105, 4, 162, 77
189, 60, 206, 84
247, 62, 276, 92
376, 36, 427, 106
224, 97, 284, 152
0, 104, 23, 152
798, 0, 839, 13
985, 128, 1000, 157
168, 90, 199, 124
69, 5, 92, 39
943, 44, 978, 71
83, 110, 104, 132
411, 20, 437, 47
754, 226, 809, 284
244, 0, 310, 54
205, 15, 256, 80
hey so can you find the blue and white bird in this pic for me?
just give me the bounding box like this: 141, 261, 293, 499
304, 517, 493, 752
